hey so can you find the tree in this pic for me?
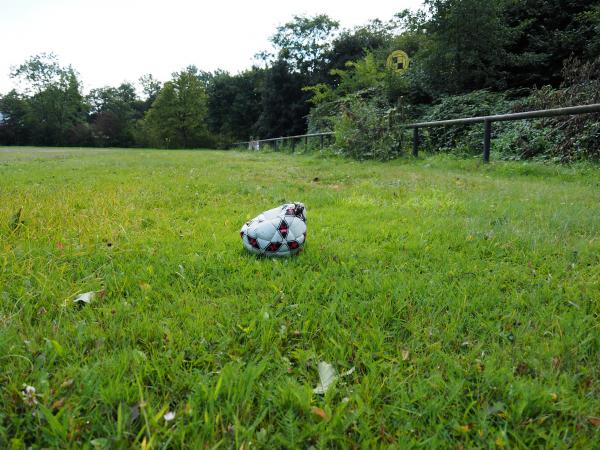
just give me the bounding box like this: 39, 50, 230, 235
205, 68, 264, 141
139, 74, 162, 110
87, 82, 141, 147
270, 15, 340, 76
0, 90, 31, 145
323, 19, 399, 81
144, 67, 210, 148
416, 0, 511, 95
501, 0, 600, 89
9, 53, 88, 145
257, 59, 309, 138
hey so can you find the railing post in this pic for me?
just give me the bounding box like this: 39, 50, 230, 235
320, 134, 324, 150
483, 120, 492, 163
412, 127, 419, 157
304, 135, 308, 151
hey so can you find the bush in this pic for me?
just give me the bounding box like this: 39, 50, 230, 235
523, 58, 600, 161
493, 120, 556, 160
420, 90, 512, 155
332, 91, 404, 160
416, 59, 600, 162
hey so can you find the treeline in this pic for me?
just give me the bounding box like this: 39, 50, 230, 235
1, 0, 599, 160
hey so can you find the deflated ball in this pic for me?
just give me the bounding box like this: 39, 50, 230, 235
240, 203, 307, 257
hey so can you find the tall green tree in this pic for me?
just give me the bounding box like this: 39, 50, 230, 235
270, 15, 340, 76
9, 53, 88, 145
0, 90, 31, 145
257, 59, 309, 138
145, 67, 210, 148
417, 0, 511, 95
87, 82, 141, 147
502, 0, 600, 88
139, 74, 162, 111
205, 68, 264, 141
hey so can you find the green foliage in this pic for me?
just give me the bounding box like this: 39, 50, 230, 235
1, 148, 600, 447
138, 74, 162, 110
0, 90, 31, 145
7, 53, 88, 146
492, 120, 556, 160
421, 90, 512, 154
256, 59, 309, 139
302, 83, 335, 107
304, 51, 392, 130
330, 53, 386, 97
145, 67, 211, 148
417, 0, 511, 95
415, 62, 600, 162
332, 93, 403, 160
322, 18, 403, 82
270, 15, 339, 75
582, 4, 600, 57
205, 69, 264, 143
87, 83, 142, 147
417, 90, 557, 160
502, 0, 600, 88
523, 57, 600, 161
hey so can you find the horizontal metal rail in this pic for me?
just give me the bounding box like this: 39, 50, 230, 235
406, 103, 600, 162
404, 104, 600, 128
234, 131, 333, 147
234, 103, 600, 163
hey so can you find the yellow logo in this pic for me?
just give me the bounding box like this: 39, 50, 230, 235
386, 50, 410, 74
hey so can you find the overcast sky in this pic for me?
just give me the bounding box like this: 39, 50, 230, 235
0, 0, 424, 94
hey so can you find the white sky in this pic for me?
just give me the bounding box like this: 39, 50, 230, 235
0, 0, 424, 94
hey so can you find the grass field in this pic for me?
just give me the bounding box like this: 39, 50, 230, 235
1, 147, 599, 449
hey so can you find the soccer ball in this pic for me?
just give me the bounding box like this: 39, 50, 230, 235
240, 203, 307, 257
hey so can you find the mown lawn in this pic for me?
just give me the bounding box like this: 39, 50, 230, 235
0, 147, 599, 449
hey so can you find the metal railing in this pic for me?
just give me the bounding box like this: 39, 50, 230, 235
234, 132, 334, 151
405, 103, 600, 162
234, 103, 600, 162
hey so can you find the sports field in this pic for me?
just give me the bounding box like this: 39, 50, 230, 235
1, 147, 599, 448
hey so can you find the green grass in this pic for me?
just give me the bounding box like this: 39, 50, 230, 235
1, 147, 599, 449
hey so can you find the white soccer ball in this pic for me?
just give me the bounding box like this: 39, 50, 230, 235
240, 203, 307, 257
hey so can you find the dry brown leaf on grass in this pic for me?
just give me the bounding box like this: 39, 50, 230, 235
589, 417, 600, 426
311, 407, 329, 421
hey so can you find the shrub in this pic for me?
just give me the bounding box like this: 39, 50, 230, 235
523, 57, 600, 161
420, 90, 512, 155
332, 91, 404, 160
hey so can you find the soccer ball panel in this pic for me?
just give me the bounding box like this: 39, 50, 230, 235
288, 217, 307, 238
254, 221, 277, 241
257, 237, 270, 250
276, 242, 289, 255
262, 206, 284, 221
270, 232, 284, 243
